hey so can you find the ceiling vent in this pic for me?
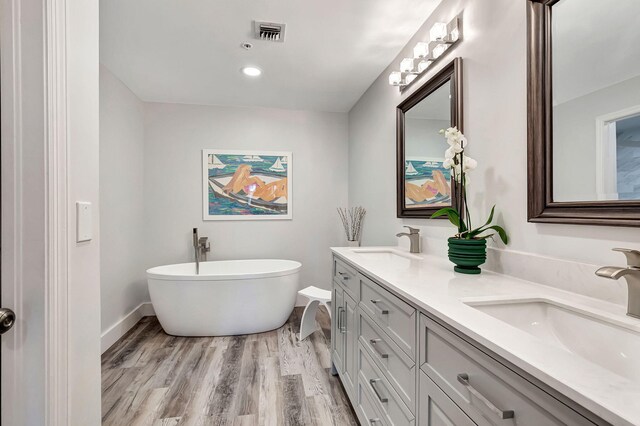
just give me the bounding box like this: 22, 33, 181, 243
254, 21, 286, 42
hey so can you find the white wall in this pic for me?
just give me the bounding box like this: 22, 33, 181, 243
348, 0, 638, 305
143, 102, 349, 296
100, 65, 148, 337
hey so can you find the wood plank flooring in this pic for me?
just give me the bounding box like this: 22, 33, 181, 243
101, 307, 359, 426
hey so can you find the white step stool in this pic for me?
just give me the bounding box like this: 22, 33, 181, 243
298, 286, 332, 341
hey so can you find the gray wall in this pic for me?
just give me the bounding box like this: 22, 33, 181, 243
405, 118, 450, 158
553, 74, 640, 201
100, 65, 147, 335
143, 102, 349, 298
348, 0, 640, 268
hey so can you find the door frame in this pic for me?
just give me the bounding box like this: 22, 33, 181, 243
2, 0, 70, 424
595, 105, 640, 200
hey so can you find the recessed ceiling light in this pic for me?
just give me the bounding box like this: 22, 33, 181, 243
241, 66, 262, 77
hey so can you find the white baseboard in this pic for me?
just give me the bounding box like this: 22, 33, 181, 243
101, 302, 155, 354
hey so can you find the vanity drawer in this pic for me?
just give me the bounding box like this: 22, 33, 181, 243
334, 257, 359, 298
419, 371, 476, 426
360, 273, 416, 359
358, 375, 389, 426
359, 310, 416, 411
359, 343, 415, 426
419, 315, 596, 426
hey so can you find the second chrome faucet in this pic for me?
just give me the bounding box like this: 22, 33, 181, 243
396, 226, 421, 253
596, 248, 640, 319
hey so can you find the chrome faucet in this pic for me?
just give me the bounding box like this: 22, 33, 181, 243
192, 228, 211, 274
595, 248, 640, 319
396, 226, 421, 254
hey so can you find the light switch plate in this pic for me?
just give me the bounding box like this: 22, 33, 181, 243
76, 201, 92, 242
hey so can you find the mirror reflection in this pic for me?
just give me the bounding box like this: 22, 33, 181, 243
404, 81, 452, 209
552, 0, 640, 202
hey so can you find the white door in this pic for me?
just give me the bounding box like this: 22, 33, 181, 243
1, 0, 102, 424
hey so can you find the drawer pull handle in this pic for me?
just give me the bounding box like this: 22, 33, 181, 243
369, 419, 381, 425
369, 339, 389, 359
369, 378, 388, 403
370, 299, 389, 315
337, 307, 345, 333
457, 373, 515, 420
338, 272, 350, 280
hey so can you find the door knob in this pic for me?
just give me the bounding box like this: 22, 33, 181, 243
0, 308, 16, 335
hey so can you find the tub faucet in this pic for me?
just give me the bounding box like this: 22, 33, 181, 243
192, 228, 211, 274
396, 226, 420, 254
193, 228, 200, 274
595, 248, 640, 319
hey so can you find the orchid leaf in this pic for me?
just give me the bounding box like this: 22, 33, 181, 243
483, 205, 496, 229
431, 207, 467, 232
476, 225, 508, 244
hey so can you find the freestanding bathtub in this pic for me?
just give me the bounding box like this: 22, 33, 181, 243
146, 259, 301, 336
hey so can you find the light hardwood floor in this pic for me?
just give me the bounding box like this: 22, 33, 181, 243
101, 307, 359, 426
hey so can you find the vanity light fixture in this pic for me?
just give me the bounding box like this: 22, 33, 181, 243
388, 16, 461, 91
429, 22, 448, 42
404, 74, 418, 85
413, 42, 429, 59
431, 43, 448, 59
389, 71, 403, 86
417, 61, 430, 73
400, 58, 415, 73
241, 66, 262, 77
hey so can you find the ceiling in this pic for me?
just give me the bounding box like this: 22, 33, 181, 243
552, 0, 640, 105
100, 0, 443, 112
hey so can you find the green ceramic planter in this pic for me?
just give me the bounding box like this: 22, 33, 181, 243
448, 237, 487, 275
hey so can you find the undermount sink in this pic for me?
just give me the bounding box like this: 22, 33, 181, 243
349, 248, 421, 263
464, 297, 640, 382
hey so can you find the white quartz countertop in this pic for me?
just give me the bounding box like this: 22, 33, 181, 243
331, 246, 640, 426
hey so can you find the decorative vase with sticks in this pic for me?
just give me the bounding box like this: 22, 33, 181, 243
337, 207, 366, 247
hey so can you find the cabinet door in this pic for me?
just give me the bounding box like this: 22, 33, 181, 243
332, 285, 345, 374
420, 372, 476, 426
342, 292, 358, 396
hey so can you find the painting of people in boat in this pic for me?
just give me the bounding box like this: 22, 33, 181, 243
202, 150, 292, 220
404, 157, 451, 208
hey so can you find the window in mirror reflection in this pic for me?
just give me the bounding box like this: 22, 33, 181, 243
551, 0, 640, 202
404, 81, 451, 209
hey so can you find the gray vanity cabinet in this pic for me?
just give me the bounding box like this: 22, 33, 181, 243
332, 258, 358, 399
332, 285, 345, 374
331, 253, 607, 426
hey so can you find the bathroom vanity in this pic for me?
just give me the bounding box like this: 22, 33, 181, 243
330, 247, 640, 426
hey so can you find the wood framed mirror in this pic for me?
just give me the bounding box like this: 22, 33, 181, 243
527, 0, 640, 226
396, 57, 463, 218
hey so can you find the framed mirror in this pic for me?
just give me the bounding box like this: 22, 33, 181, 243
396, 57, 463, 218
527, 0, 640, 226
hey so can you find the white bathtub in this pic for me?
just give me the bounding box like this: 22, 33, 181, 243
146, 259, 301, 336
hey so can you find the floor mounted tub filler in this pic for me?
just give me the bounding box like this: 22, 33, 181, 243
147, 259, 301, 336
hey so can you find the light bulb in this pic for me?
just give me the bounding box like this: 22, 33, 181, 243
417, 61, 429, 73
413, 42, 429, 59
241, 66, 262, 77
388, 71, 402, 86
405, 74, 417, 84
430, 22, 447, 42
400, 58, 414, 73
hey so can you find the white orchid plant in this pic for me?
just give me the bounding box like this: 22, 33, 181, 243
431, 127, 508, 244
